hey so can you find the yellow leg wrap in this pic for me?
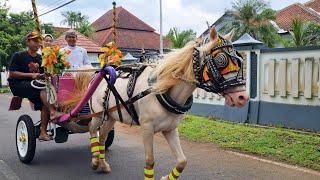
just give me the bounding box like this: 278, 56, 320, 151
99, 145, 105, 159
90, 137, 98, 143
144, 167, 154, 180
90, 137, 100, 154
168, 167, 181, 180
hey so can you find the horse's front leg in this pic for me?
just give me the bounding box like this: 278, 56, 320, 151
89, 118, 101, 170
161, 128, 187, 180
142, 123, 155, 180
97, 117, 116, 173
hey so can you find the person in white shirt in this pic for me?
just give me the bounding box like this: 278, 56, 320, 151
60, 31, 90, 69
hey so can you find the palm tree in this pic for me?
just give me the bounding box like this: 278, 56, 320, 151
291, 18, 308, 46
61, 11, 78, 29
77, 21, 95, 38
75, 12, 89, 29
165, 27, 196, 48
221, 0, 278, 47
61, 11, 89, 29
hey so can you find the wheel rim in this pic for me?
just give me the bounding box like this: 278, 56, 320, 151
17, 121, 28, 157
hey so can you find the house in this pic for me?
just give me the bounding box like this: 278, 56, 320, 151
275, 0, 320, 31
53, 27, 69, 34
199, 11, 234, 42
200, 0, 320, 43
91, 6, 171, 58
52, 29, 102, 66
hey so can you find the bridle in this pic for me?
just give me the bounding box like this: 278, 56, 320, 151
192, 36, 246, 95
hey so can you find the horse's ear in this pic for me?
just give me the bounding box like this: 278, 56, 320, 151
223, 29, 235, 42
210, 26, 218, 41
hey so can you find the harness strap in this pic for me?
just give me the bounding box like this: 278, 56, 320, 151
126, 65, 147, 125
156, 91, 193, 114
70, 88, 153, 123
114, 93, 123, 123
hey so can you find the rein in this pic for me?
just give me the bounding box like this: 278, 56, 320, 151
71, 88, 154, 123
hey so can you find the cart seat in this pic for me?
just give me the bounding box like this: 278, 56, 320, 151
56, 76, 76, 103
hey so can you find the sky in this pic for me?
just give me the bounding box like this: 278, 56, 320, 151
5, 0, 310, 35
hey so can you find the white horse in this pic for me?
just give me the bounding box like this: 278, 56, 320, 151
68, 27, 248, 180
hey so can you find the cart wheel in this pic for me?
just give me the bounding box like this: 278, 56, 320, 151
16, 115, 36, 164
105, 129, 114, 149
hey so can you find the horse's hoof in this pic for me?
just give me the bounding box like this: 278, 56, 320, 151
160, 175, 169, 180
91, 162, 99, 170
91, 157, 99, 170
101, 164, 111, 173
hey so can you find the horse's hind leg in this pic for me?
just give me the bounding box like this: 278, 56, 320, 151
98, 117, 116, 173
161, 128, 187, 180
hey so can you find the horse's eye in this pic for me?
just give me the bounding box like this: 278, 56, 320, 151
214, 53, 228, 69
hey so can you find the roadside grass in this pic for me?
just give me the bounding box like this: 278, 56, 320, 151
0, 87, 10, 93
179, 114, 320, 171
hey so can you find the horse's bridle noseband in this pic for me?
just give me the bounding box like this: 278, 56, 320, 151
192, 36, 246, 94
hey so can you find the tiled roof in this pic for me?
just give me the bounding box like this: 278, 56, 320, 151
92, 6, 155, 32
52, 29, 102, 53
93, 28, 171, 50
91, 6, 170, 50
276, 2, 320, 31
305, 0, 320, 12
53, 27, 69, 34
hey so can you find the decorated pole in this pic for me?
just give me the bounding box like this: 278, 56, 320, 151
112, 1, 117, 45
31, 0, 43, 43
31, 0, 53, 102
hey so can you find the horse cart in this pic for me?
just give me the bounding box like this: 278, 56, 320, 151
9, 66, 117, 163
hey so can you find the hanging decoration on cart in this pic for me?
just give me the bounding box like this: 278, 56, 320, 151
99, 1, 123, 67
98, 42, 123, 67
41, 45, 71, 75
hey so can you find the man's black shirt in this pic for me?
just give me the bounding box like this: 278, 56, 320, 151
8, 51, 44, 83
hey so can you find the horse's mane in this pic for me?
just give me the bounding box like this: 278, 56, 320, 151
153, 39, 214, 93
59, 65, 94, 113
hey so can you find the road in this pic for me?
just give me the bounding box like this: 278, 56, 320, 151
0, 93, 319, 180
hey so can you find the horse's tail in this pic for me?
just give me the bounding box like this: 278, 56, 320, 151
60, 65, 94, 113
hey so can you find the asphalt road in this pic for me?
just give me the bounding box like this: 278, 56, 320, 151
0, 93, 319, 180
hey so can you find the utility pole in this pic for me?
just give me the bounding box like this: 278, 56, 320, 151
159, 0, 163, 56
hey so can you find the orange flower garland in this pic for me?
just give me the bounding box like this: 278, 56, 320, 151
42, 45, 71, 75
99, 42, 123, 67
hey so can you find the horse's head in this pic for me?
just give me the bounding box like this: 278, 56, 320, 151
194, 27, 248, 108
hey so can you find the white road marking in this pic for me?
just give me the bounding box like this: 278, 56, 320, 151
226, 150, 320, 176
0, 160, 20, 180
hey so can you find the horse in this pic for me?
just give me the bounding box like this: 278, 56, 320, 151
66, 27, 248, 180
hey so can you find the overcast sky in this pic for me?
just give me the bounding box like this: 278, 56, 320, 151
6, 0, 310, 35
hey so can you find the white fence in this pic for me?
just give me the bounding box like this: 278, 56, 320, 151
260, 49, 319, 106
190, 45, 320, 131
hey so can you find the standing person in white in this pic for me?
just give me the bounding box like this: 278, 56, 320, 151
60, 31, 90, 69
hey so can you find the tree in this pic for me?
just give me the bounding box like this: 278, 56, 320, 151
281, 19, 320, 47
60, 11, 95, 37
304, 22, 320, 46
60, 11, 78, 29
165, 27, 196, 48
61, 11, 89, 29
41, 23, 58, 38
77, 21, 95, 38
290, 18, 308, 46
221, 0, 278, 47
0, 6, 35, 68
